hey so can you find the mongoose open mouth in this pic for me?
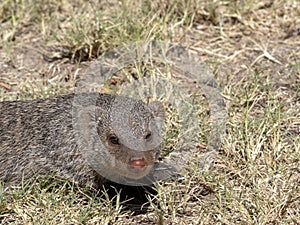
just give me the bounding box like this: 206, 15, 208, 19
129, 157, 147, 171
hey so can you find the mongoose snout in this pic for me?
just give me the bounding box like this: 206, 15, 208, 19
130, 157, 146, 170
105, 136, 154, 172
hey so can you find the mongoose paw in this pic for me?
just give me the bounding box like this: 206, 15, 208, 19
151, 162, 179, 181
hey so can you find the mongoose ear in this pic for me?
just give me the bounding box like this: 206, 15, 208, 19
148, 101, 165, 119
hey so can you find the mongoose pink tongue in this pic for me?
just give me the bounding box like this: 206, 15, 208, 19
130, 158, 146, 170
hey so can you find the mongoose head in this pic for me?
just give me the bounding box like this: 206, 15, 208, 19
98, 96, 164, 181
75, 94, 164, 183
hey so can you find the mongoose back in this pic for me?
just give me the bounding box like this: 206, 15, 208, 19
0, 93, 164, 187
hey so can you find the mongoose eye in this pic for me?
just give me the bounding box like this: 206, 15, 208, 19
145, 132, 152, 141
108, 134, 119, 145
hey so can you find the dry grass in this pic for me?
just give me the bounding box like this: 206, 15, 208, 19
0, 0, 299, 224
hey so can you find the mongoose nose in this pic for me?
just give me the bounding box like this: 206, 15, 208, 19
130, 157, 146, 170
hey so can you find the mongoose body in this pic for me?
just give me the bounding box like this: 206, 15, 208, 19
0, 93, 164, 187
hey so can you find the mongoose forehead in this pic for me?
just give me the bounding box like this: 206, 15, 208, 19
0, 92, 164, 187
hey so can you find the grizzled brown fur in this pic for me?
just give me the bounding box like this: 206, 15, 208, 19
0, 93, 164, 188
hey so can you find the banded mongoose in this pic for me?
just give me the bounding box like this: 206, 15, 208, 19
0, 93, 165, 187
